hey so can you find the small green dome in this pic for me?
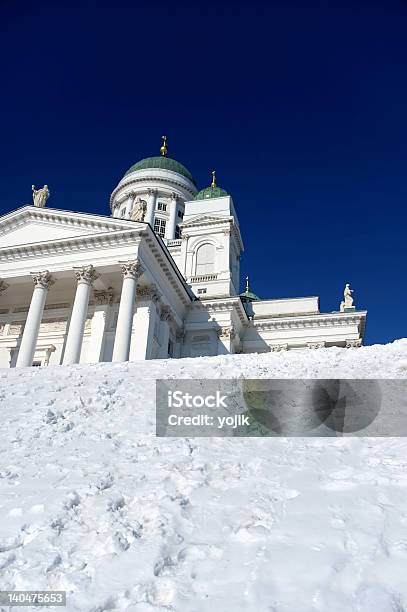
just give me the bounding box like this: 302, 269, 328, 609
195, 185, 229, 200
125, 156, 195, 185
240, 289, 260, 302
240, 276, 260, 302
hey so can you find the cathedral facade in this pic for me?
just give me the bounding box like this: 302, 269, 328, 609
0, 140, 366, 368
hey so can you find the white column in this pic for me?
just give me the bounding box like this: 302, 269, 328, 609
112, 261, 143, 362
125, 193, 135, 219
145, 189, 156, 226
165, 193, 178, 239
130, 285, 160, 360
158, 306, 172, 358
87, 288, 114, 363
16, 271, 55, 368
63, 265, 99, 365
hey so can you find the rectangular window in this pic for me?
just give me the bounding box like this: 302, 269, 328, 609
157, 202, 167, 211
175, 225, 181, 239
177, 210, 184, 219
197, 288, 207, 295
154, 218, 166, 238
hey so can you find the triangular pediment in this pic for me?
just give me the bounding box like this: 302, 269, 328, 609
0, 206, 137, 248
182, 213, 231, 227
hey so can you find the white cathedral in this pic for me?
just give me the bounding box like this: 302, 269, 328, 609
0, 138, 366, 368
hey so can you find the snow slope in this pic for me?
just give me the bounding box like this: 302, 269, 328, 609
1, 341, 407, 612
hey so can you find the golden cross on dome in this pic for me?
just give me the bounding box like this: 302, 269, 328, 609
160, 135, 168, 157
211, 170, 217, 188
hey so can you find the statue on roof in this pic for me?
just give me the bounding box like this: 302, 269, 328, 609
32, 184, 50, 208
340, 283, 354, 311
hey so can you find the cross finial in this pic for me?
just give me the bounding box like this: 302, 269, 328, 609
245, 275, 250, 292
211, 170, 216, 188
160, 135, 168, 157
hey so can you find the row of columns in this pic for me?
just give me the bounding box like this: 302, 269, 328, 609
11, 260, 176, 367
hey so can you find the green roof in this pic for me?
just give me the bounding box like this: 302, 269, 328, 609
240, 289, 261, 302
240, 277, 260, 302
195, 185, 229, 200
124, 156, 195, 184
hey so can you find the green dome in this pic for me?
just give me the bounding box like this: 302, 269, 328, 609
240, 289, 260, 302
195, 185, 229, 200
125, 156, 195, 185
240, 277, 260, 302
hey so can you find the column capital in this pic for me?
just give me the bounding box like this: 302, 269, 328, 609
346, 339, 362, 348
160, 305, 173, 322
119, 260, 144, 280
147, 188, 157, 196
31, 270, 55, 290
137, 283, 161, 303
74, 264, 99, 285
271, 344, 288, 352
170, 192, 179, 203
93, 287, 114, 305
217, 325, 235, 339
0, 279, 10, 295
307, 341, 326, 349
176, 331, 185, 342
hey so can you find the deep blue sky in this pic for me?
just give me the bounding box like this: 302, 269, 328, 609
1, 0, 406, 345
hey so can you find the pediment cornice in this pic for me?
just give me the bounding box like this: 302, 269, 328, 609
0, 206, 139, 237
181, 214, 232, 227
0, 228, 146, 262
181, 215, 244, 251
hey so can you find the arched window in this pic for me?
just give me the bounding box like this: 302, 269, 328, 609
195, 243, 215, 275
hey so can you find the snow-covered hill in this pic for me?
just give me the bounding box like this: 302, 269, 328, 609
1, 341, 407, 612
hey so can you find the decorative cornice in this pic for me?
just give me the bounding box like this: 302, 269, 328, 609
31, 270, 55, 290
254, 312, 366, 332
74, 264, 99, 286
